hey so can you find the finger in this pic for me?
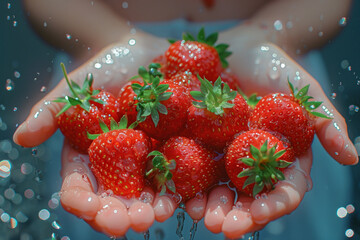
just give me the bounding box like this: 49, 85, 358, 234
153, 193, 177, 222
60, 141, 100, 220
185, 193, 207, 221
128, 200, 155, 232
204, 185, 235, 234
93, 196, 130, 238
222, 198, 264, 239
250, 150, 312, 224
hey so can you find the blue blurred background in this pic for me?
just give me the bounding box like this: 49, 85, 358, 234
1, 1, 360, 240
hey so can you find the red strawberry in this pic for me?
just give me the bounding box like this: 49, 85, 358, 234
146, 136, 223, 201
55, 63, 120, 153
118, 80, 140, 125
225, 129, 295, 197
220, 69, 241, 91
186, 77, 250, 151
138, 78, 192, 140
88, 117, 152, 198
125, 64, 192, 140
249, 80, 331, 156
165, 28, 231, 82
170, 71, 201, 92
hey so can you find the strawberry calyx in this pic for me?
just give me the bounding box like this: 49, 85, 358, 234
237, 140, 292, 197
54, 63, 104, 117
190, 76, 237, 115
146, 151, 177, 195
87, 115, 137, 140
169, 28, 232, 68
131, 63, 173, 127
288, 79, 332, 119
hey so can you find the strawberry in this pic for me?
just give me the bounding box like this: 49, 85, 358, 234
249, 80, 331, 156
186, 77, 250, 151
170, 71, 201, 92
225, 129, 295, 197
54, 63, 120, 153
146, 136, 223, 201
118, 80, 140, 125
220, 69, 241, 91
165, 28, 231, 82
88, 117, 152, 198
126, 64, 192, 140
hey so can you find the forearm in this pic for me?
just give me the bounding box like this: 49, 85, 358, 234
222, 0, 352, 56
22, 0, 139, 59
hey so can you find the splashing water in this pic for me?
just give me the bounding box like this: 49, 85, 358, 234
143, 230, 150, 240
176, 209, 185, 240
189, 220, 198, 240
249, 231, 260, 240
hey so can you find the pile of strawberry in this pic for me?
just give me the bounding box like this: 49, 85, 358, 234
55, 29, 330, 201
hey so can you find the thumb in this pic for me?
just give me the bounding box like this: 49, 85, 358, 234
13, 80, 67, 147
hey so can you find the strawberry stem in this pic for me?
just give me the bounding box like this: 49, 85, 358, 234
61, 63, 79, 99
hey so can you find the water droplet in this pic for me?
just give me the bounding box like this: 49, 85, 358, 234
61, 236, 70, 240
341, 60, 350, 69
40, 86, 47, 92
233, 201, 243, 209
24, 189, 35, 199
308, 26, 313, 32
13, 21, 17, 27
274, 20, 283, 31
0, 160, 11, 178
349, 105, 359, 116
66, 34, 72, 40
122, 1, 128, 8
345, 229, 354, 238
337, 207, 347, 218
128, 38, 136, 46
52, 220, 62, 230
346, 204, 355, 214
139, 192, 153, 203
261, 193, 268, 199
4, 188, 15, 200
339, 17, 347, 27
267, 66, 281, 81
14, 71, 20, 78
15, 211, 28, 223
331, 92, 337, 99
1, 212, 10, 223
260, 46, 269, 51
318, 32, 324, 37
10, 217, 18, 229
13, 107, 17, 112
6, 79, 14, 91
94, 63, 102, 69
7, 3, 11, 9
32, 148, 38, 156
38, 209, 50, 220
219, 195, 228, 204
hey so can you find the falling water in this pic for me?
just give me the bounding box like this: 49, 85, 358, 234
249, 231, 260, 240
176, 209, 185, 240
143, 230, 150, 240
189, 220, 198, 240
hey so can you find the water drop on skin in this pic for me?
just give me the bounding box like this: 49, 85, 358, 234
267, 66, 281, 81
339, 17, 347, 27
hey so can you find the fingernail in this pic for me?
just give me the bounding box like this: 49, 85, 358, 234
13, 123, 27, 145
342, 143, 359, 165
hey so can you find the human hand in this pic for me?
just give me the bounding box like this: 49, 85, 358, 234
13, 30, 358, 239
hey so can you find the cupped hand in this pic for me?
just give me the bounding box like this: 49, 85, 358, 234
13, 32, 168, 148
222, 31, 358, 166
